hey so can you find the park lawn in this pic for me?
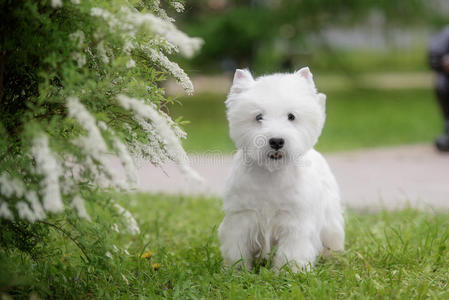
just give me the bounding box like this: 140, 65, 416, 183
169, 88, 443, 153
2, 194, 448, 299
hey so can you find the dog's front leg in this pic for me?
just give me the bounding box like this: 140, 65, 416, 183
218, 212, 258, 270
272, 220, 322, 272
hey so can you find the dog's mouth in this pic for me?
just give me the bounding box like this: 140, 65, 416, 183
268, 151, 283, 160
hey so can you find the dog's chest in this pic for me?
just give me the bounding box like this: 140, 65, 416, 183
244, 168, 302, 207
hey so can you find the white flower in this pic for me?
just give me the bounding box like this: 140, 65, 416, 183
114, 204, 140, 235
146, 48, 194, 94
67, 97, 107, 153
150, 0, 175, 22
97, 121, 108, 130
158, 109, 187, 139
30, 135, 64, 213
72, 52, 86, 67
0, 174, 46, 221
123, 40, 135, 54
71, 0, 80, 4
90, 6, 202, 58
26, 191, 46, 220
69, 30, 85, 48
105, 251, 113, 259
117, 95, 203, 182
149, 39, 177, 55
97, 41, 109, 64
90, 8, 120, 33
16, 201, 37, 222
0, 173, 25, 198
126, 59, 136, 68
113, 137, 138, 185
51, 0, 63, 8
0, 201, 13, 221
71, 195, 91, 221
133, 116, 170, 165
125, 10, 202, 58
66, 97, 126, 188
172, 2, 185, 13
59, 155, 81, 194
112, 223, 120, 233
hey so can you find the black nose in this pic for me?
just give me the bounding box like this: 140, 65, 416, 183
269, 138, 284, 150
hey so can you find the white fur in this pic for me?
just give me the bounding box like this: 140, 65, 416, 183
219, 68, 345, 272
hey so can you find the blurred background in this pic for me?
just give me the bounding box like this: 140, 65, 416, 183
163, 0, 449, 154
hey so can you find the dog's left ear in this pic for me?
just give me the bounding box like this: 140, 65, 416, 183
317, 93, 326, 112
295, 67, 317, 93
231, 69, 254, 94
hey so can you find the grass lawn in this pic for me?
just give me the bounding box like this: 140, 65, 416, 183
2, 194, 448, 299
169, 88, 443, 153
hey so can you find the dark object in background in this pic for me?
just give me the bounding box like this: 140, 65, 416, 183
429, 26, 449, 152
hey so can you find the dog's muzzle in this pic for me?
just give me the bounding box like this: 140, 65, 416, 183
268, 150, 284, 160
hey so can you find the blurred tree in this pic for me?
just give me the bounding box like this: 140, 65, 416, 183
178, 0, 447, 73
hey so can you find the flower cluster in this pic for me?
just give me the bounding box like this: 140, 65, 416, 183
0, 0, 202, 224
90, 4, 202, 95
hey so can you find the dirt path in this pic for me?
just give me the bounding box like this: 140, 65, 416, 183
124, 144, 449, 211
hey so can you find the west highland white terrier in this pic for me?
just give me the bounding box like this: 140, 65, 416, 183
218, 67, 345, 272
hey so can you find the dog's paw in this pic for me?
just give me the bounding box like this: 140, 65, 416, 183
272, 257, 313, 273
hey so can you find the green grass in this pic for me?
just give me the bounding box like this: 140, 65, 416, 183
169, 88, 443, 153
2, 194, 449, 299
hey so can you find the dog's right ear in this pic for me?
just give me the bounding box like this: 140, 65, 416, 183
295, 66, 317, 93
230, 69, 254, 94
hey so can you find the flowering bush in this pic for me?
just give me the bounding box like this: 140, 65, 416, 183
0, 0, 201, 258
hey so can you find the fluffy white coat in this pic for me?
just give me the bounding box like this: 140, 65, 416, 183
219, 68, 345, 272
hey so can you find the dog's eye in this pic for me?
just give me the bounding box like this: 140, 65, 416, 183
288, 113, 295, 121
256, 114, 263, 122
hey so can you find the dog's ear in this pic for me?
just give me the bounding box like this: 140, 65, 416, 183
296, 66, 312, 79
295, 67, 317, 93
231, 69, 254, 94
317, 93, 326, 112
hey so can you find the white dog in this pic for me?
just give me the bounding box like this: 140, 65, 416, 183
218, 67, 345, 272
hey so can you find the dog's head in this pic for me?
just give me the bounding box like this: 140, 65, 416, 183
225, 67, 326, 170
